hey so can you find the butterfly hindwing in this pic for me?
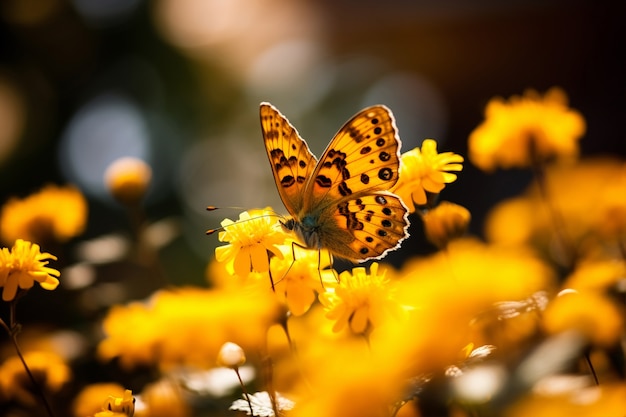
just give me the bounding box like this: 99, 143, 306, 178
260, 103, 317, 217
328, 192, 409, 260
304, 105, 402, 211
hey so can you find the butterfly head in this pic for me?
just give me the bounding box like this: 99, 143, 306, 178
279, 215, 321, 251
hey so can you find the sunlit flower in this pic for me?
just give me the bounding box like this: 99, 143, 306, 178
485, 157, 626, 259
94, 411, 128, 417
391, 139, 464, 211
468, 87, 586, 171
421, 201, 471, 248
542, 289, 622, 346
104, 157, 153, 206
214, 208, 288, 278
98, 286, 280, 370
138, 379, 190, 417
319, 262, 405, 335
270, 245, 335, 316
0, 239, 60, 301
289, 339, 404, 417
0, 351, 71, 406
564, 259, 626, 292
394, 238, 556, 372
0, 184, 87, 245
73, 383, 127, 417
102, 389, 135, 417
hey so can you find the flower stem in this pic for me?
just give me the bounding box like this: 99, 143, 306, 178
530, 150, 575, 269
234, 367, 255, 417
0, 300, 56, 417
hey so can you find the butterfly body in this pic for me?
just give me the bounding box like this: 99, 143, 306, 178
261, 102, 409, 262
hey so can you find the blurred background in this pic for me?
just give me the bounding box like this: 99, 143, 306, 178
0, 0, 624, 275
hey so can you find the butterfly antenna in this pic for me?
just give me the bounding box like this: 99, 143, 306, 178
205, 210, 285, 235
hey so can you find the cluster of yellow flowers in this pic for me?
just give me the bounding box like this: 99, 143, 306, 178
0, 90, 625, 417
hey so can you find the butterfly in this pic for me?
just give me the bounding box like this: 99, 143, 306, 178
260, 102, 409, 262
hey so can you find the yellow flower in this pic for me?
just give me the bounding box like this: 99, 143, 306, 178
98, 286, 280, 370
319, 262, 404, 335
391, 139, 464, 212
138, 378, 190, 417
421, 201, 471, 249
73, 383, 127, 417
394, 238, 555, 373
0, 239, 60, 301
0, 184, 87, 245
564, 258, 626, 292
102, 389, 135, 417
485, 157, 626, 259
542, 290, 622, 346
0, 351, 71, 406
469, 87, 586, 171
270, 244, 335, 316
104, 157, 153, 206
214, 208, 288, 278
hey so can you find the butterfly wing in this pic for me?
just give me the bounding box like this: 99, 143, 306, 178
302, 105, 402, 210
304, 105, 409, 261
260, 102, 317, 217
328, 192, 409, 261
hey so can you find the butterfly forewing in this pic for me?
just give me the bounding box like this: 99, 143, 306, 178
303, 105, 402, 211
260, 103, 317, 217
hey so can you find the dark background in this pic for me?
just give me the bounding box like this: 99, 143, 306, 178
0, 0, 624, 268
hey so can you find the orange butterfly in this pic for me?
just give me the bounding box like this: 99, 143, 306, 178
260, 103, 409, 262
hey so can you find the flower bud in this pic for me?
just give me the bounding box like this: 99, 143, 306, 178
216, 342, 246, 368
104, 157, 152, 206
422, 201, 471, 249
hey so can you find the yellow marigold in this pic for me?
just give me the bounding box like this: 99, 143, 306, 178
485, 157, 626, 258
138, 378, 190, 417
102, 389, 135, 417
319, 262, 405, 335
469, 87, 586, 171
0, 351, 71, 406
0, 184, 87, 245
422, 201, 471, 249
543, 290, 622, 346
564, 258, 626, 292
73, 383, 127, 417
0, 239, 60, 301
98, 286, 280, 370
104, 157, 153, 206
394, 238, 556, 374
289, 337, 404, 417
391, 139, 464, 212
270, 244, 335, 316
214, 208, 288, 278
